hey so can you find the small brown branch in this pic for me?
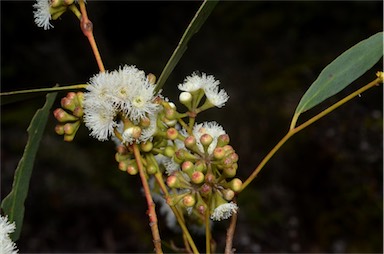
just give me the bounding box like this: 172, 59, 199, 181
78, 0, 105, 72
132, 144, 163, 254
224, 208, 238, 254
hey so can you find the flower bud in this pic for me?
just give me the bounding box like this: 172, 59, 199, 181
147, 73, 156, 85
55, 124, 65, 135
213, 147, 226, 160
191, 171, 205, 184
223, 166, 237, 178
199, 183, 212, 197
127, 165, 139, 175
146, 164, 157, 175
116, 144, 128, 155
205, 172, 216, 184
63, 121, 80, 135
182, 194, 196, 207
54, 108, 78, 122
166, 128, 178, 140
164, 118, 177, 127
140, 141, 153, 152
179, 92, 192, 108
61, 96, 76, 112
200, 134, 213, 149
166, 173, 190, 189
140, 117, 151, 128
182, 161, 194, 172
229, 178, 243, 192
119, 160, 129, 171
229, 152, 239, 163
165, 108, 177, 120
72, 106, 84, 118
164, 146, 175, 158
222, 189, 235, 201
217, 134, 230, 147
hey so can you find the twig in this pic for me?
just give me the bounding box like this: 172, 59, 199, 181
132, 144, 163, 254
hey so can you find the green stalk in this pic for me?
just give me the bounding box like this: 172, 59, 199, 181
241, 77, 381, 192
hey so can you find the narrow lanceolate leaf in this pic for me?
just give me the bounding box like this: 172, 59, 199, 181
1, 92, 58, 241
292, 32, 383, 121
155, 0, 219, 93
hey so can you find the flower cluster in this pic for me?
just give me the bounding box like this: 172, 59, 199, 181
53, 68, 240, 224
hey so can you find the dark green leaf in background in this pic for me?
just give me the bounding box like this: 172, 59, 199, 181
1, 92, 58, 241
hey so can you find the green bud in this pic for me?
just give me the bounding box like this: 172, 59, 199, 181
72, 106, 84, 118
223, 166, 237, 178
140, 141, 153, 152
55, 124, 65, 135
200, 133, 213, 149
217, 134, 230, 147
182, 161, 194, 173
164, 146, 175, 158
54, 108, 78, 122
127, 164, 139, 175
63, 121, 80, 135
222, 189, 235, 201
166, 128, 178, 140
213, 147, 226, 160
146, 164, 157, 175
199, 183, 212, 197
191, 171, 205, 184
182, 194, 196, 207
229, 178, 243, 192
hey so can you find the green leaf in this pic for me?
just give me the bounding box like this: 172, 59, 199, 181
1, 84, 87, 105
293, 32, 383, 119
1, 91, 58, 241
155, 0, 219, 93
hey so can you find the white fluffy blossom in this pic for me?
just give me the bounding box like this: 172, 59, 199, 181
178, 72, 229, 108
192, 121, 226, 154
0, 215, 18, 254
210, 202, 238, 221
204, 85, 229, 108
83, 65, 160, 142
33, 0, 53, 30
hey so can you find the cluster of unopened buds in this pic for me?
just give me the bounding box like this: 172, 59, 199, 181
53, 65, 241, 226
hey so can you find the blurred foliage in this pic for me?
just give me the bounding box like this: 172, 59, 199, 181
1, 1, 382, 253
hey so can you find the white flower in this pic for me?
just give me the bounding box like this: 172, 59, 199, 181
204, 85, 229, 108
33, 0, 53, 30
210, 202, 238, 221
126, 79, 159, 123
0, 215, 18, 254
178, 72, 205, 92
83, 100, 117, 141
192, 121, 226, 154
83, 65, 161, 142
179, 72, 229, 108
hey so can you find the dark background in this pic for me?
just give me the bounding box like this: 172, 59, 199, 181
1, 1, 383, 253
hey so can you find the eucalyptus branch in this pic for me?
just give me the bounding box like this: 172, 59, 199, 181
78, 0, 105, 72
132, 144, 163, 254
241, 76, 382, 192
